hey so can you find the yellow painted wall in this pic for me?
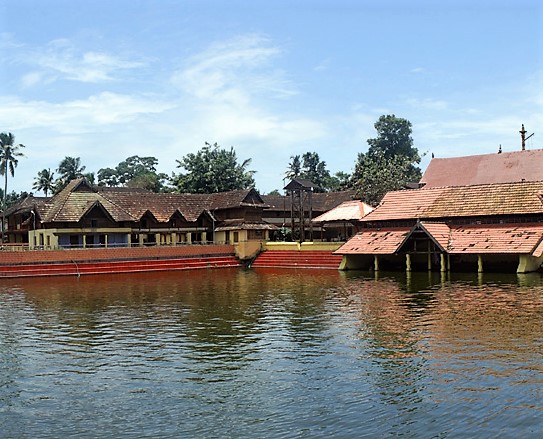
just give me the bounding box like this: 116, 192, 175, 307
263, 242, 342, 252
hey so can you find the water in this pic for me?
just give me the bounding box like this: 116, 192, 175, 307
1, 268, 543, 438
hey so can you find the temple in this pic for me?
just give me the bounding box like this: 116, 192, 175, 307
336, 148, 543, 273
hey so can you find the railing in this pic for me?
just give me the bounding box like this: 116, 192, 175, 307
0, 240, 229, 252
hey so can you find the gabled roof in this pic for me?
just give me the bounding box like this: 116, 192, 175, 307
208, 188, 267, 211
4, 195, 51, 217
19, 178, 270, 225
262, 191, 356, 213
420, 149, 543, 188
312, 200, 374, 223
284, 178, 318, 191
43, 178, 135, 222
336, 222, 543, 256
363, 181, 543, 222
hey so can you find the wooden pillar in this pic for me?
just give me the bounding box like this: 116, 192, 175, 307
82, 234, 87, 248
477, 254, 483, 273
406, 253, 412, 272
440, 253, 446, 272
374, 255, 379, 272
427, 252, 432, 271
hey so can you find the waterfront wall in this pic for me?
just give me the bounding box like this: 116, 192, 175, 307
0, 244, 236, 265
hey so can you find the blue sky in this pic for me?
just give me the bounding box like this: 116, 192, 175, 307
1, 0, 542, 195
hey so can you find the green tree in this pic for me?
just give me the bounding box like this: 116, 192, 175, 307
351, 115, 422, 205
97, 156, 168, 192
173, 142, 255, 193
33, 168, 55, 196
285, 155, 302, 180
285, 151, 334, 192
96, 167, 119, 187
367, 114, 419, 161
325, 171, 352, 192
0, 132, 25, 240
126, 172, 170, 192
55, 156, 86, 192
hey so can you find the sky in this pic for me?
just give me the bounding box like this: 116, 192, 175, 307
1, 0, 542, 195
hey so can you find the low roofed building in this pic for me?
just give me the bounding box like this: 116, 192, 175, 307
336, 148, 543, 273
4, 178, 275, 249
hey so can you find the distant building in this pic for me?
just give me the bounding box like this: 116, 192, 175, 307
336, 148, 543, 273
262, 189, 356, 241
4, 178, 275, 249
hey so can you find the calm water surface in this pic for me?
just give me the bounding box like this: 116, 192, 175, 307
1, 268, 543, 438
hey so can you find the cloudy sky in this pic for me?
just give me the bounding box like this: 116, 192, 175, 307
1, 0, 542, 194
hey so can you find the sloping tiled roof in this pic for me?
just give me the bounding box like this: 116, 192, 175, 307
419, 222, 451, 250
336, 222, 543, 256
43, 179, 135, 222
448, 224, 543, 255
335, 228, 411, 255
421, 149, 543, 188
208, 188, 266, 210
36, 178, 270, 224
364, 181, 543, 222
313, 200, 374, 223
262, 191, 355, 213
4, 195, 51, 216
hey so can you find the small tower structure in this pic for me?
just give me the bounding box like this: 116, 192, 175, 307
284, 178, 316, 242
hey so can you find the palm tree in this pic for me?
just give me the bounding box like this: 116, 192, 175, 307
0, 132, 26, 241
56, 156, 86, 191
33, 168, 55, 196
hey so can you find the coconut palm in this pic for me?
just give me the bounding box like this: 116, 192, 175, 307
55, 156, 86, 192
0, 132, 26, 241
33, 168, 55, 196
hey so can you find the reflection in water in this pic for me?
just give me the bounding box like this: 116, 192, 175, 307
1, 268, 543, 437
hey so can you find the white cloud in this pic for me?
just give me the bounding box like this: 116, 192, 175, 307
172, 34, 296, 101
0, 92, 175, 134
16, 38, 146, 85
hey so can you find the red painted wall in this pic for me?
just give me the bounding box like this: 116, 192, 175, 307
0, 245, 235, 265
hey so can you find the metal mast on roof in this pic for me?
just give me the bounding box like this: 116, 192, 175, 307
520, 124, 534, 151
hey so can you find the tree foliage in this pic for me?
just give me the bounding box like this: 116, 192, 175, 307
285, 151, 336, 192
97, 155, 169, 192
351, 114, 422, 205
33, 168, 55, 196
55, 156, 86, 192
0, 132, 25, 239
367, 114, 419, 161
173, 142, 255, 193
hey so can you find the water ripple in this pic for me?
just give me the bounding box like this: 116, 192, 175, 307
1, 271, 543, 437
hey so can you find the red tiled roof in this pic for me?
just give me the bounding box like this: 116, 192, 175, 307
37, 178, 269, 224
364, 181, 543, 222
262, 191, 355, 213
313, 200, 374, 223
421, 149, 543, 188
335, 227, 411, 255
419, 222, 451, 250
448, 224, 543, 255
337, 222, 543, 256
